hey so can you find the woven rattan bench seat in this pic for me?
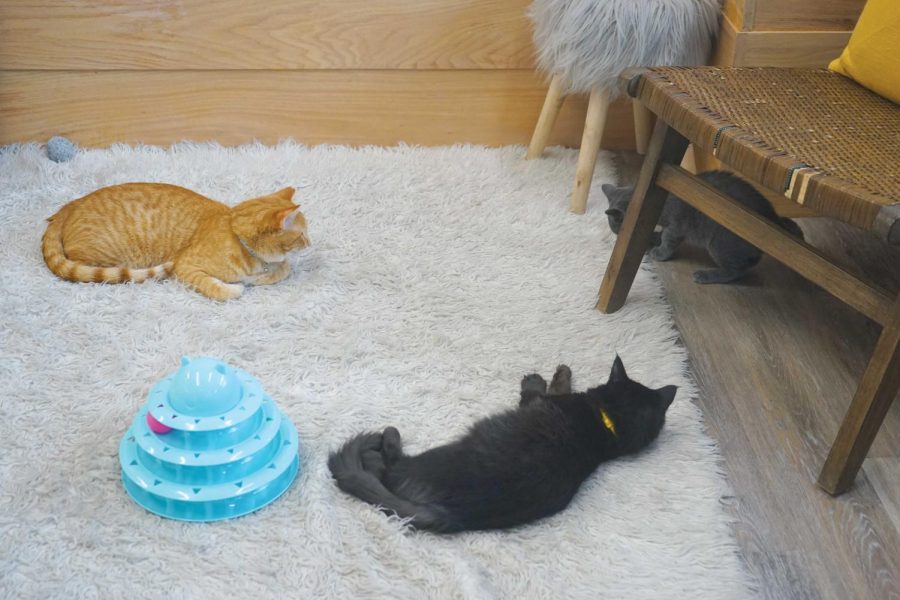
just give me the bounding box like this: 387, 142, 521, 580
620, 67, 900, 244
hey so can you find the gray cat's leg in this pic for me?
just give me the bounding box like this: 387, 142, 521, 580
648, 227, 683, 262
520, 374, 547, 406
547, 365, 572, 395
694, 232, 761, 284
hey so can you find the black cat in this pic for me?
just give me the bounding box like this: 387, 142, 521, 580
602, 170, 804, 284
328, 357, 677, 533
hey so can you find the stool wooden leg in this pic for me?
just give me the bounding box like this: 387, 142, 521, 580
596, 121, 689, 312
632, 101, 654, 155
526, 75, 567, 160
570, 88, 611, 214
818, 295, 900, 495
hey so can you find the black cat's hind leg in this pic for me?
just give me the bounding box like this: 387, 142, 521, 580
360, 428, 404, 475
520, 373, 547, 406
382, 426, 403, 464
358, 431, 387, 477
695, 232, 760, 285
547, 365, 572, 395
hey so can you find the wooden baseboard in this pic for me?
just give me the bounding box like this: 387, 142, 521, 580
0, 69, 637, 149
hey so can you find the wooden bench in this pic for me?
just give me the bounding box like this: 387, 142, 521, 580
598, 66, 899, 495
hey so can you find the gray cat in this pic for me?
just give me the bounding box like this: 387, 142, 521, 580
601, 170, 803, 284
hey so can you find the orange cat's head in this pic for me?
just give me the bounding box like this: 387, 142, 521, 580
230, 187, 310, 261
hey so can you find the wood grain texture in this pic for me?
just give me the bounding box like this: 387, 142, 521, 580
711, 15, 740, 67
737, 29, 852, 69
713, 16, 852, 68
650, 224, 900, 600
865, 458, 900, 535
570, 89, 611, 215
752, 0, 865, 31
0, 70, 636, 149
526, 74, 567, 159
0, 0, 536, 70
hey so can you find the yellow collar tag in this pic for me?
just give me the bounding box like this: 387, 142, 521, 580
600, 409, 618, 437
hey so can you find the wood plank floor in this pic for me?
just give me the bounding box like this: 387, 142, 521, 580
612, 153, 900, 599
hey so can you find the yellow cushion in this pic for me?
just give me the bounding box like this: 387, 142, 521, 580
829, 0, 900, 104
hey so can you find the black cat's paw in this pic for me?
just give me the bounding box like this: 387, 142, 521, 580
520, 373, 547, 407
521, 373, 547, 394
553, 364, 572, 379
548, 365, 572, 395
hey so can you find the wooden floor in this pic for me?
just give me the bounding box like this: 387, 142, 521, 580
608, 152, 900, 599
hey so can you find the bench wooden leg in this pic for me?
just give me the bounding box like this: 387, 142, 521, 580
632, 100, 654, 155
818, 295, 900, 495
596, 120, 688, 312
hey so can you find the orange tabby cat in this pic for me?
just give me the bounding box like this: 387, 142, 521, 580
42, 183, 310, 301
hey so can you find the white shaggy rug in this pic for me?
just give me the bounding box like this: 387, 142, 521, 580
0, 142, 752, 599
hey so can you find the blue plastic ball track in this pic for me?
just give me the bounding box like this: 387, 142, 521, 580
119, 357, 299, 522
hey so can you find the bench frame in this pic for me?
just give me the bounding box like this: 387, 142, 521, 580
598, 119, 899, 495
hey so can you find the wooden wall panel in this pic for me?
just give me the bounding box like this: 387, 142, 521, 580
0, 70, 635, 149
0, 0, 535, 70
752, 0, 865, 31
711, 15, 739, 67
0, 1, 642, 149
737, 30, 851, 68
713, 17, 851, 69
723, 0, 751, 31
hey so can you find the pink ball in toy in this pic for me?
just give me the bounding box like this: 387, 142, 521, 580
147, 411, 173, 434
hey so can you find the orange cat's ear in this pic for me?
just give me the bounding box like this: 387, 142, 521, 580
277, 206, 304, 231
275, 187, 295, 201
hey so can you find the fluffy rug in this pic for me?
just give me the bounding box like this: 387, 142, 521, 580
0, 142, 752, 599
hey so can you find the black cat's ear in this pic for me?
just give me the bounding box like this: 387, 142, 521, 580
601, 184, 617, 201
656, 385, 678, 408
609, 355, 628, 383
605, 208, 623, 218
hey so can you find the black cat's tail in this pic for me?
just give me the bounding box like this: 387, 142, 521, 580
328, 431, 455, 532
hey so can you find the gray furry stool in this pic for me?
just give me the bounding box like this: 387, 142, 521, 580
526, 0, 721, 213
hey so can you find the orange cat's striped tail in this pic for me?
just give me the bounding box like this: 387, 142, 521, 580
41, 206, 173, 284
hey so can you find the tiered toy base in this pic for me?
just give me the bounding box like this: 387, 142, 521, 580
119, 358, 300, 521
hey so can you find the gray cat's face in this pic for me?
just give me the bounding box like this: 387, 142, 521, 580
601, 184, 633, 234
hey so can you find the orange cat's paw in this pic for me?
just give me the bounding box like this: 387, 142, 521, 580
219, 282, 245, 301
200, 281, 245, 301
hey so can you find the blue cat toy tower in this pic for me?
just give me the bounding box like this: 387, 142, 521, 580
119, 357, 300, 521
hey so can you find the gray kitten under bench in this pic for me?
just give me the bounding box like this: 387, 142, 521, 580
602, 170, 804, 284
